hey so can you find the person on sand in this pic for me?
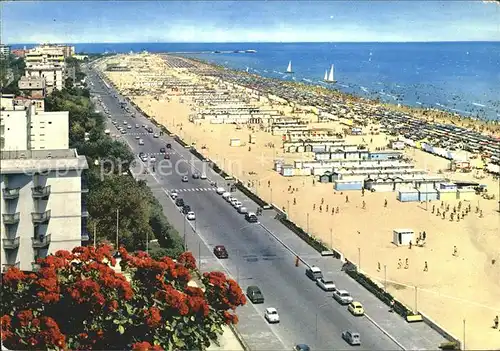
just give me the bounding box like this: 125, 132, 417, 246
384, 199, 388, 208
378, 262, 381, 271
336, 206, 339, 213
326, 204, 329, 212
313, 204, 316, 211
453, 246, 458, 256
404, 258, 409, 269
331, 207, 335, 215
345, 195, 349, 203
362, 200, 366, 209
268, 180, 271, 187
424, 261, 428, 271
409, 240, 412, 249
321, 197, 324, 205
397, 259, 402, 269
362, 188, 365, 197
319, 205, 323, 213
432, 204, 435, 214
293, 198, 296, 205
422, 231, 427, 241
494, 315, 499, 329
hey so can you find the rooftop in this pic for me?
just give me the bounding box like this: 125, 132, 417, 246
0, 149, 88, 174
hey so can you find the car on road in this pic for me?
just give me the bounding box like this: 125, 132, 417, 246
139, 139, 144, 145
264, 307, 280, 324
216, 187, 226, 195
149, 156, 156, 162
121, 129, 127, 134
200, 172, 207, 179
305, 266, 323, 281
135, 124, 139, 128
221, 192, 231, 200
166, 143, 171, 149
333, 289, 354, 305
127, 125, 132, 129
245, 212, 258, 223
142, 124, 147, 128
147, 127, 153, 133
316, 278, 336, 291
164, 154, 170, 160
175, 198, 185, 207
182, 176, 188, 182
182, 205, 191, 214
229, 198, 239, 207
342, 330, 361, 346
192, 172, 200, 179
153, 133, 159, 138
237, 206, 248, 214
160, 147, 166, 153
232, 201, 243, 209
246, 286, 264, 304
135, 136, 140, 140
348, 301, 364, 316
170, 191, 178, 200
293, 345, 310, 351
123, 121, 127, 125
213, 245, 228, 259
186, 211, 196, 220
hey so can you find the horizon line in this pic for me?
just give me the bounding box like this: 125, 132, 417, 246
5, 40, 500, 46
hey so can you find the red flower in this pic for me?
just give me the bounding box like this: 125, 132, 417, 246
108, 300, 119, 311
177, 252, 197, 269
0, 315, 12, 340
132, 341, 163, 351
17, 310, 33, 326
2, 267, 28, 284
144, 307, 162, 327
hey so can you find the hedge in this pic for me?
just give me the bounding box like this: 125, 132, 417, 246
439, 341, 460, 350
210, 163, 229, 179
174, 136, 188, 147
233, 182, 269, 208
278, 217, 329, 253
344, 268, 416, 318
190, 148, 206, 161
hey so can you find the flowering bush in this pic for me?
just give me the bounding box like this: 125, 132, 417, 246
1, 245, 246, 350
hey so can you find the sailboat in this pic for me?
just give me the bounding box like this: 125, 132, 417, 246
324, 64, 337, 83
246, 67, 249, 73
286, 61, 294, 74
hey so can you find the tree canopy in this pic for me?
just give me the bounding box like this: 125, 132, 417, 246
1, 245, 246, 350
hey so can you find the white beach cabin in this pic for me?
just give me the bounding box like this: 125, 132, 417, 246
393, 229, 414, 246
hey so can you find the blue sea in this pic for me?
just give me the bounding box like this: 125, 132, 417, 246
14, 42, 500, 121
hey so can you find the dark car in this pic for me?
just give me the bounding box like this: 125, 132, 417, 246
160, 147, 166, 153
246, 286, 264, 304
294, 345, 311, 351
213, 245, 228, 259
138, 152, 145, 157
175, 198, 184, 207
166, 143, 171, 149
192, 173, 200, 179
245, 213, 258, 223
182, 205, 191, 214
147, 127, 153, 133
164, 154, 170, 160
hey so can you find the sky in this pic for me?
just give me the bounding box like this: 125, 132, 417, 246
1, 1, 499, 44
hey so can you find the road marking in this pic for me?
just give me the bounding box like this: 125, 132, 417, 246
168, 188, 215, 193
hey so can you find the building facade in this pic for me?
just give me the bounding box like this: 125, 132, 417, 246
18, 76, 47, 98
0, 44, 11, 57
1, 149, 89, 272
25, 65, 64, 94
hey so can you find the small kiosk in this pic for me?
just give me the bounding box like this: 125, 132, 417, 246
393, 229, 414, 246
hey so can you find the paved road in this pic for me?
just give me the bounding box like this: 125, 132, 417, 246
85, 64, 446, 351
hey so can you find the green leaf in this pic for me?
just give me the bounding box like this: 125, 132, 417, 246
118, 325, 125, 334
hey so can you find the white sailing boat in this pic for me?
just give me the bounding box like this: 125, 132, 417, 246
324, 64, 337, 83
246, 67, 249, 73
323, 70, 328, 81
286, 60, 294, 74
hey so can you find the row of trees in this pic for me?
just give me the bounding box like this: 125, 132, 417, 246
45, 60, 184, 257
1, 245, 246, 350
0, 53, 26, 95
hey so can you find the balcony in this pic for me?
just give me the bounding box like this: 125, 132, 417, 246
32, 234, 51, 248
81, 204, 89, 217
31, 185, 51, 198
2, 187, 20, 200
2, 213, 20, 225
2, 262, 20, 272
31, 210, 51, 224
2, 237, 20, 249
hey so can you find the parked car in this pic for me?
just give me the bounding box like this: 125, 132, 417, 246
237, 206, 248, 214
160, 147, 166, 153
245, 212, 258, 223
200, 172, 207, 179
182, 176, 188, 182
135, 124, 140, 128
333, 289, 354, 305
139, 139, 144, 145
170, 191, 178, 200
316, 278, 336, 291
175, 198, 185, 207
305, 266, 323, 281
216, 187, 226, 195
342, 330, 361, 346
166, 143, 171, 149
186, 211, 196, 220
293, 345, 311, 351
213, 245, 228, 259
192, 172, 200, 179
222, 192, 231, 200
229, 198, 239, 207
127, 125, 132, 129
135, 135, 140, 140
264, 307, 280, 323
246, 286, 264, 304
232, 201, 242, 209
164, 154, 170, 160
182, 205, 191, 214
153, 133, 159, 138
347, 301, 364, 316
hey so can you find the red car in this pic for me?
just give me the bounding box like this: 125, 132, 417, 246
213, 245, 228, 259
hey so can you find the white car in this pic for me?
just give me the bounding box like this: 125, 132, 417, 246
264, 308, 280, 323
135, 124, 140, 128
153, 133, 159, 138
216, 187, 226, 195
333, 289, 354, 305
221, 192, 231, 200
186, 211, 196, 220
229, 198, 239, 206
135, 135, 140, 140
123, 121, 127, 125
233, 201, 243, 209
127, 125, 132, 129
170, 192, 178, 200
149, 156, 156, 162
316, 278, 336, 291
139, 139, 144, 145
200, 172, 207, 179
237, 206, 248, 214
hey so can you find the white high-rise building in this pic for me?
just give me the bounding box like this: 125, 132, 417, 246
1, 149, 89, 272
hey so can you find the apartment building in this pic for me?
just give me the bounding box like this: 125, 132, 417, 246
25, 65, 64, 94
0, 44, 11, 57
1, 149, 89, 272
25, 46, 65, 67
18, 76, 47, 98
39, 44, 75, 58
0, 95, 68, 151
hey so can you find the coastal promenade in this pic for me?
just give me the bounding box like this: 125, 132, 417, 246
97, 53, 500, 350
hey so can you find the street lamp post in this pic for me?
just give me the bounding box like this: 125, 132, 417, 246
316, 302, 330, 343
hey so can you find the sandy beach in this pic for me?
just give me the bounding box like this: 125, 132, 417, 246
99, 54, 500, 349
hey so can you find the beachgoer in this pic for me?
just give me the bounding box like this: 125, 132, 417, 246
378, 262, 381, 271
293, 198, 296, 205
432, 204, 435, 213
362, 201, 366, 209
313, 179, 316, 186
494, 315, 499, 329
453, 246, 458, 256
384, 199, 388, 207
397, 259, 402, 269
404, 258, 409, 269
440, 201, 444, 208
480, 210, 483, 218
450, 213, 454, 221
268, 180, 271, 187
362, 188, 365, 196
326, 204, 329, 212
345, 195, 349, 203
331, 207, 335, 215
424, 261, 428, 271
422, 231, 427, 241
313, 204, 316, 211
319, 205, 323, 213
409, 240, 412, 249
336, 206, 339, 213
